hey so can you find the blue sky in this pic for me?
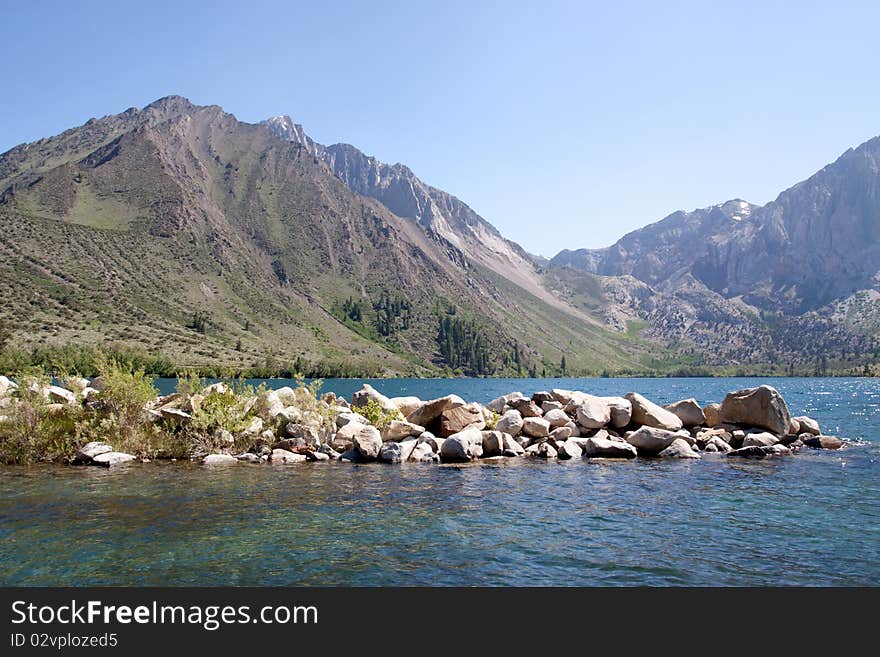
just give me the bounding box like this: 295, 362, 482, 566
2, 0, 878, 255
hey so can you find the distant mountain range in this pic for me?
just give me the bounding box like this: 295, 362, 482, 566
0, 96, 877, 375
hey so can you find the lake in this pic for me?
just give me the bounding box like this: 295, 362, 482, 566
1, 377, 878, 586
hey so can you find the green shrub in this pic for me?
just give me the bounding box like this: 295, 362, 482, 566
358, 398, 398, 429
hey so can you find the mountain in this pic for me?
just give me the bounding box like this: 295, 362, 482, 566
263, 115, 568, 311
547, 137, 880, 370
0, 96, 655, 376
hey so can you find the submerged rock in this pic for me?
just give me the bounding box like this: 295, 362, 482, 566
583, 436, 637, 459
803, 435, 844, 450
91, 452, 136, 467
203, 454, 238, 465
73, 441, 113, 464
270, 448, 307, 464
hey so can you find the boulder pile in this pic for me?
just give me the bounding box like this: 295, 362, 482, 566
0, 377, 849, 467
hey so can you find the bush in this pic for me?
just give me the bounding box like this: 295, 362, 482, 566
358, 398, 398, 429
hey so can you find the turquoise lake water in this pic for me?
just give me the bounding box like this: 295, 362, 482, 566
1, 377, 878, 586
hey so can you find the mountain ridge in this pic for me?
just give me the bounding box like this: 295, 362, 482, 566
0, 96, 654, 376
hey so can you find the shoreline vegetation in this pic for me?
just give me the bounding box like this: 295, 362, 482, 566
0, 357, 849, 466
0, 344, 877, 380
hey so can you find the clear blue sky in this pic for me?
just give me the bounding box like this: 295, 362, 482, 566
2, 0, 878, 255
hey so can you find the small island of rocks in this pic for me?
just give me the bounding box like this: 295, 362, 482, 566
0, 366, 845, 468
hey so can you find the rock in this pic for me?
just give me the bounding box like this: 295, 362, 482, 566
481, 430, 506, 457
272, 437, 309, 454
522, 417, 551, 438
46, 385, 76, 404
316, 443, 340, 459
203, 454, 238, 465
217, 429, 235, 445
788, 418, 801, 435
440, 403, 486, 437
379, 442, 404, 463
584, 436, 638, 458
439, 429, 482, 462
252, 390, 283, 419
337, 448, 362, 463
625, 426, 680, 455
542, 408, 570, 429
0, 375, 18, 396
67, 377, 91, 392
803, 435, 845, 450
381, 420, 424, 441
332, 422, 367, 450
159, 406, 192, 425
704, 443, 719, 453
541, 400, 564, 413
91, 452, 136, 467
81, 387, 99, 401
703, 403, 722, 427
409, 442, 440, 462
625, 393, 683, 431
728, 444, 791, 459
531, 391, 555, 406
44, 403, 66, 417
283, 423, 319, 446
495, 410, 524, 436
306, 451, 331, 462
389, 396, 422, 417
663, 399, 706, 427
599, 396, 633, 428
353, 426, 383, 460
509, 398, 543, 418
550, 389, 578, 404
793, 416, 820, 436
742, 432, 780, 448
486, 396, 507, 414
550, 426, 573, 441
719, 385, 792, 436
556, 440, 583, 460
707, 436, 732, 453
696, 427, 732, 446
203, 382, 231, 396
406, 394, 465, 427
502, 434, 525, 456
417, 432, 444, 453
573, 395, 611, 429
658, 438, 701, 459
486, 392, 524, 414
73, 441, 113, 464
351, 384, 399, 414
336, 410, 369, 427
537, 442, 557, 459
235, 452, 262, 463
398, 438, 418, 461
270, 449, 307, 464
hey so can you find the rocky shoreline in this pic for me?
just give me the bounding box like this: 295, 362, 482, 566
0, 374, 846, 467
